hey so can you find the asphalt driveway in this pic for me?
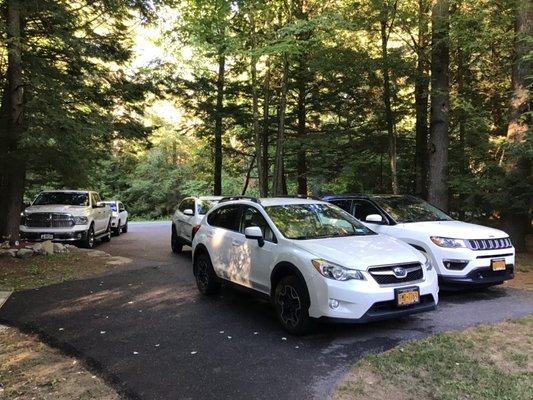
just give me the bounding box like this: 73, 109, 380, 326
1, 222, 532, 400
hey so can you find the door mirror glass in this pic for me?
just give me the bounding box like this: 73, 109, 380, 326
245, 226, 264, 247
183, 208, 194, 216
365, 214, 384, 223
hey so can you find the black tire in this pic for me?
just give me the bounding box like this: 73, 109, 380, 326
113, 220, 121, 236
80, 224, 95, 249
101, 220, 112, 243
171, 225, 183, 254
274, 275, 314, 335
194, 252, 220, 295
122, 221, 128, 233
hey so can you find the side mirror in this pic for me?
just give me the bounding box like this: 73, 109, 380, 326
365, 214, 384, 224
183, 209, 194, 216
95, 202, 106, 208
245, 226, 265, 247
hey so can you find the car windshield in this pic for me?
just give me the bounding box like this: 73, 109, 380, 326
33, 192, 89, 206
198, 200, 217, 215
103, 202, 117, 211
265, 203, 375, 240
373, 196, 452, 223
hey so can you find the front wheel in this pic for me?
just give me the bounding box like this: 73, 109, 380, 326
80, 225, 95, 249
171, 225, 183, 254
194, 253, 220, 295
274, 276, 314, 335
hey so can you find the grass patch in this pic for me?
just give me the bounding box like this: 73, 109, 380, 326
334, 316, 533, 400
0, 252, 130, 291
0, 325, 118, 399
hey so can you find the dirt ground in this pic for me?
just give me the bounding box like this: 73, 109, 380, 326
0, 251, 132, 291
505, 252, 533, 291
0, 325, 119, 400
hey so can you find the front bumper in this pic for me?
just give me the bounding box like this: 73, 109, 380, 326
439, 265, 514, 288
307, 268, 439, 321
20, 227, 88, 242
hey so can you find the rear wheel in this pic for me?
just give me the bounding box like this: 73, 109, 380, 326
122, 221, 128, 233
194, 252, 220, 295
113, 220, 121, 236
171, 225, 183, 254
274, 275, 314, 335
101, 220, 112, 243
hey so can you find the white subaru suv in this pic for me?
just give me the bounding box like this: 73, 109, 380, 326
171, 196, 222, 253
192, 196, 438, 334
323, 195, 515, 289
20, 190, 112, 248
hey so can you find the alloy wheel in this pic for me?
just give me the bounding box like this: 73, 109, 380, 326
276, 284, 301, 328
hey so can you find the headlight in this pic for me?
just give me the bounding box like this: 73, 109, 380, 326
311, 259, 365, 281
422, 253, 433, 270
73, 216, 89, 225
430, 236, 466, 248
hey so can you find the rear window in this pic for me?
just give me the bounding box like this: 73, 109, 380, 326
104, 202, 117, 211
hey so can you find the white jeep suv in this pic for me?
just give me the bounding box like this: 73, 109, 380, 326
171, 196, 222, 253
20, 190, 112, 248
324, 195, 515, 289
192, 197, 439, 334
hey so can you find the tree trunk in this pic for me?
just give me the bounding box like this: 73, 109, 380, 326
213, 47, 225, 196
428, 0, 450, 211
273, 54, 289, 196
456, 40, 467, 219
380, 11, 398, 194
260, 58, 271, 197
241, 154, 256, 195
503, 0, 532, 252
296, 56, 307, 195
0, 0, 25, 242
250, 13, 262, 198
414, 0, 430, 198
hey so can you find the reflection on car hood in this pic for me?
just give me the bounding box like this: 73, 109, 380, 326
395, 220, 509, 239
291, 234, 424, 270
25, 205, 89, 215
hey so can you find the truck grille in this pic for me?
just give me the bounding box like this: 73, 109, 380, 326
466, 238, 512, 251
368, 263, 423, 285
25, 213, 75, 228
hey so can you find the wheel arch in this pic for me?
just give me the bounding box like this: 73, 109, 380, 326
270, 261, 310, 301
192, 244, 210, 274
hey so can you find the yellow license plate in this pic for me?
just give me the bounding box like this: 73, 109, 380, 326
491, 259, 506, 271
396, 288, 420, 307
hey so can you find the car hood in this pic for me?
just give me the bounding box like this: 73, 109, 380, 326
290, 234, 424, 270
394, 220, 509, 239
24, 205, 89, 215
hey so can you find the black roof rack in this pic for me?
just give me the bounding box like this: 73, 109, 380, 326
219, 196, 261, 204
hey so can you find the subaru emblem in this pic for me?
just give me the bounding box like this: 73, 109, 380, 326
392, 267, 407, 278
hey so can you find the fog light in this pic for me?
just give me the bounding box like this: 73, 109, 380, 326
328, 299, 340, 309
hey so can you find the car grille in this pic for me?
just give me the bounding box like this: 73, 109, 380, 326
25, 213, 75, 228
466, 238, 512, 251
368, 263, 423, 285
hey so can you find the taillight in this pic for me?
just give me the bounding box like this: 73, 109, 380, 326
192, 224, 201, 239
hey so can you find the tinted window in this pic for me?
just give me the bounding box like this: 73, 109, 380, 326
197, 200, 216, 215
240, 206, 275, 242
207, 206, 241, 231
372, 196, 452, 223
352, 200, 383, 221
33, 192, 89, 206
331, 200, 353, 213
178, 198, 195, 213
119, 203, 125, 212
103, 202, 117, 211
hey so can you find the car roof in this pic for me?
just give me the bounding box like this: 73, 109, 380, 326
39, 190, 91, 194
198, 196, 224, 201
217, 197, 329, 207
322, 194, 413, 201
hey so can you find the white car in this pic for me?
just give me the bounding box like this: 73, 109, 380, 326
323, 195, 515, 289
20, 190, 112, 248
101, 200, 129, 235
192, 196, 439, 334
171, 196, 222, 253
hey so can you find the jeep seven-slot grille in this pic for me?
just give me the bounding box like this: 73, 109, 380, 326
25, 213, 75, 228
466, 238, 512, 251
368, 263, 423, 285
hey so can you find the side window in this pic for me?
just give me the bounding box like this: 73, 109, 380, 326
94, 193, 102, 204
331, 200, 353, 214
207, 206, 241, 231
178, 198, 194, 213
353, 200, 383, 222
119, 203, 125, 212
90, 193, 98, 207
240, 206, 276, 243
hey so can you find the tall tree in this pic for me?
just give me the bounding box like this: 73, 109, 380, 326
273, 53, 289, 195
0, 0, 24, 241
502, 0, 532, 251
428, 0, 450, 210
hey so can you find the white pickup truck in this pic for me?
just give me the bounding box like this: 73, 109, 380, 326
20, 190, 112, 248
